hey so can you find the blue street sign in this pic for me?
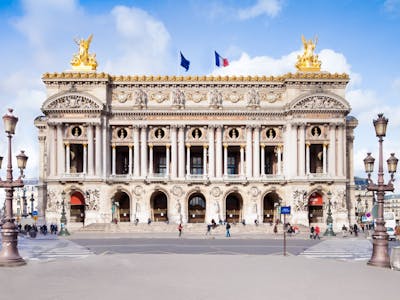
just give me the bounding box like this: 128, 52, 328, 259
280, 206, 291, 215
32, 211, 38, 216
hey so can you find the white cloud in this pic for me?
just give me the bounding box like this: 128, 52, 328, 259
238, 0, 283, 20
392, 77, 400, 92
346, 89, 378, 113
384, 0, 400, 14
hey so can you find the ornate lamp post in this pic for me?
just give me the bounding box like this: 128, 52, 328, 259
0, 109, 28, 267
356, 194, 362, 223
324, 191, 336, 236
30, 192, 34, 215
21, 187, 28, 217
58, 191, 70, 236
364, 113, 398, 268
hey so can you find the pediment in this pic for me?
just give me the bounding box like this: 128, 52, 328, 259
290, 92, 349, 111
42, 91, 104, 112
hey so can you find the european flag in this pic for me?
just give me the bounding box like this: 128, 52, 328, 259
180, 51, 190, 71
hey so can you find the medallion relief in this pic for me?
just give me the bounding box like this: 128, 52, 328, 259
112, 90, 132, 103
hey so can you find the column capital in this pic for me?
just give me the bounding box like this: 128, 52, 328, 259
83, 143, 87, 148
148, 143, 153, 148
166, 144, 170, 149
203, 144, 208, 148
64, 142, 70, 146
306, 142, 310, 147
129, 144, 133, 148
186, 143, 191, 148
260, 143, 265, 148
112, 144, 116, 149
223, 143, 228, 148
324, 142, 329, 147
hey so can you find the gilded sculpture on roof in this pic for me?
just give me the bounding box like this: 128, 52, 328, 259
70, 34, 98, 71
296, 35, 321, 72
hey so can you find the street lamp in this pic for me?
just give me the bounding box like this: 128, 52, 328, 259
364, 113, 398, 268
21, 187, 28, 217
356, 194, 362, 222
324, 191, 336, 236
30, 193, 34, 215
0, 108, 28, 267
58, 191, 70, 236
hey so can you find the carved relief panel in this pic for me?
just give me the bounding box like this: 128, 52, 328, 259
148, 126, 170, 144
186, 126, 207, 143
260, 127, 283, 143
111, 126, 132, 144
306, 124, 328, 141
223, 126, 245, 143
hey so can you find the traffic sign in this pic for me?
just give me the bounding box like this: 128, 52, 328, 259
280, 206, 291, 215
32, 211, 38, 216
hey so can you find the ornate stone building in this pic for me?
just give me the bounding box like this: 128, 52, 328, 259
34, 37, 358, 230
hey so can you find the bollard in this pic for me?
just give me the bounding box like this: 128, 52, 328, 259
390, 246, 400, 271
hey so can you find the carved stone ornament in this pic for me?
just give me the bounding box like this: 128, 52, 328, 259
187, 90, 207, 103
249, 186, 260, 197
86, 189, 100, 211
226, 91, 243, 103
113, 91, 132, 103
171, 185, 183, 197
150, 90, 169, 103
133, 185, 144, 196
133, 89, 147, 108
208, 89, 222, 108
46, 189, 61, 212
261, 91, 281, 103
211, 186, 222, 197
293, 95, 346, 110
171, 89, 185, 108
246, 89, 260, 108
292, 189, 307, 212
47, 95, 102, 110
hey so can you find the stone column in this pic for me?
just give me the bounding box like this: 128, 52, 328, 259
203, 144, 208, 177
166, 144, 170, 177
292, 124, 298, 177
102, 118, 108, 178
128, 144, 133, 176
240, 144, 245, 176
208, 126, 215, 178
246, 126, 253, 178
95, 124, 102, 177
283, 124, 291, 176
65, 142, 70, 174
253, 126, 260, 177
56, 124, 64, 175
178, 126, 185, 178
260, 144, 265, 176
133, 126, 140, 177
328, 124, 336, 176
83, 143, 87, 174
299, 124, 306, 176
277, 145, 282, 175
323, 143, 328, 174
140, 126, 148, 178
149, 144, 154, 176
223, 143, 228, 176
111, 144, 116, 176
215, 126, 223, 178
306, 143, 310, 175
87, 124, 94, 176
49, 124, 57, 176
171, 126, 178, 178
337, 124, 344, 176
186, 144, 191, 176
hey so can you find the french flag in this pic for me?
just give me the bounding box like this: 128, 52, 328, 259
215, 51, 229, 67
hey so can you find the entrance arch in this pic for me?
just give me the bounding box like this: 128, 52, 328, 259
225, 193, 243, 223
70, 191, 85, 223
188, 193, 206, 223
308, 192, 323, 224
113, 191, 130, 222
263, 192, 280, 223
150, 191, 168, 222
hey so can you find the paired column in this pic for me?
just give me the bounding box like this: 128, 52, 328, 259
83, 144, 87, 174
170, 126, 178, 178
128, 145, 133, 176
133, 126, 140, 177
65, 142, 70, 174
208, 126, 215, 178
149, 144, 154, 176
178, 126, 185, 178
87, 124, 94, 175
111, 144, 116, 176
337, 124, 344, 176
215, 126, 223, 178
49, 124, 57, 176
166, 144, 170, 177
203, 144, 208, 177
56, 124, 64, 175
299, 124, 306, 176
186, 144, 191, 176
240, 145, 245, 176
223, 144, 228, 176
246, 126, 253, 178
253, 126, 260, 177
323, 143, 328, 174
328, 124, 336, 176
260, 144, 265, 176
140, 126, 148, 177
306, 143, 310, 174
95, 124, 102, 176
277, 145, 282, 175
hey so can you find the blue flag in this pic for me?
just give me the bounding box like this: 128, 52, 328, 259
180, 51, 190, 71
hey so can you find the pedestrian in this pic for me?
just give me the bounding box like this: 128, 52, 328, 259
353, 223, 358, 237
310, 226, 315, 239
178, 223, 183, 237
273, 224, 278, 234
314, 225, 320, 240
342, 224, 348, 237
226, 222, 231, 237
206, 224, 211, 235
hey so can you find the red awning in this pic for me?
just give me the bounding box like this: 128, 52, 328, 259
70, 193, 84, 205
308, 193, 323, 206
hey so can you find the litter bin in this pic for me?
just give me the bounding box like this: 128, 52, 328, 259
29, 229, 37, 238
390, 246, 400, 271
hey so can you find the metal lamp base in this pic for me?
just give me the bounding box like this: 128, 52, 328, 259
0, 227, 26, 267
58, 228, 70, 236
323, 228, 336, 236
367, 233, 390, 268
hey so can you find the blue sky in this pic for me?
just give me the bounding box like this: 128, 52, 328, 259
0, 0, 400, 191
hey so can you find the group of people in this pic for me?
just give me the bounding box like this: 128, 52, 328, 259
341, 223, 361, 237
309, 226, 321, 239
177, 219, 232, 237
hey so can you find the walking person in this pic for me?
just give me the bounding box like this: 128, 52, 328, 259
206, 224, 211, 235
226, 222, 231, 237
178, 223, 183, 237
310, 226, 315, 239
314, 225, 321, 240
273, 224, 278, 234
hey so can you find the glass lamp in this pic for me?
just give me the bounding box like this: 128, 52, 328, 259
364, 152, 375, 174
2, 108, 18, 135
373, 113, 388, 137
387, 153, 398, 174
16, 150, 28, 170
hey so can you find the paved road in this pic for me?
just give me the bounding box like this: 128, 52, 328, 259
71, 237, 322, 255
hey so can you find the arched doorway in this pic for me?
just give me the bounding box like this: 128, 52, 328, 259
70, 191, 85, 223
308, 192, 323, 224
150, 191, 168, 222
188, 193, 206, 223
225, 193, 243, 223
113, 191, 130, 222
263, 192, 280, 223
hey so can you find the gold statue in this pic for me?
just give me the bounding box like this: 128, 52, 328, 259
70, 34, 98, 71
295, 35, 321, 72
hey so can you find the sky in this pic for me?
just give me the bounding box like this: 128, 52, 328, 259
0, 0, 400, 193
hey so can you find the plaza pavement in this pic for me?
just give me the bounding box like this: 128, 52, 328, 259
1, 232, 399, 300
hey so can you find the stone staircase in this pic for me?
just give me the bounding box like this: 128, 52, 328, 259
76, 222, 310, 235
